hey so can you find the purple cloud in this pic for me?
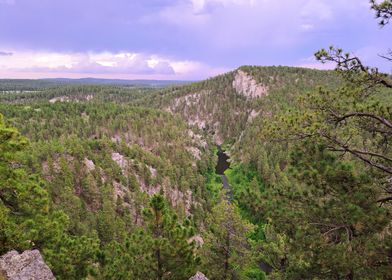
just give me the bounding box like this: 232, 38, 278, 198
0, 0, 389, 79
0, 51, 12, 56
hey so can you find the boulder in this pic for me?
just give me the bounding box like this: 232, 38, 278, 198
189, 271, 209, 280
0, 250, 55, 280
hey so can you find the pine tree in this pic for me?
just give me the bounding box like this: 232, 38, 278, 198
202, 197, 254, 280
261, 144, 392, 279
0, 113, 54, 252
0, 114, 99, 280
100, 193, 199, 280
143, 193, 199, 280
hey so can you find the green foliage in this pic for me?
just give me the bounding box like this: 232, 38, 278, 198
205, 170, 223, 204
225, 164, 264, 222
261, 144, 392, 279
201, 198, 255, 280
0, 113, 55, 252
0, 83, 215, 278
44, 235, 99, 280
100, 194, 199, 280
242, 267, 266, 280
0, 84, 157, 104
0, 114, 99, 279
1, 38, 389, 279
370, 0, 392, 26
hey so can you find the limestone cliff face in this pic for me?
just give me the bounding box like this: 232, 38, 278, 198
0, 250, 55, 280
164, 69, 269, 145
233, 70, 269, 99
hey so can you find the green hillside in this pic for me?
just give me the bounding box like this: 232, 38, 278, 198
1, 63, 391, 279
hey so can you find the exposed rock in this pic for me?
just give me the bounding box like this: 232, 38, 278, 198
42, 154, 75, 180
213, 133, 224, 146
148, 166, 157, 178
233, 70, 269, 99
49, 95, 93, 103
187, 146, 201, 160
247, 109, 261, 122
113, 180, 128, 200
0, 250, 55, 280
172, 91, 209, 109
166, 188, 194, 215
49, 96, 70, 103
168, 91, 210, 130
188, 234, 204, 247
111, 152, 128, 174
111, 134, 122, 143
187, 130, 207, 148
189, 271, 209, 280
84, 158, 95, 171
137, 174, 161, 195
188, 115, 207, 130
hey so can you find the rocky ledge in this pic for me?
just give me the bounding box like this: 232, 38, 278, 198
0, 250, 55, 280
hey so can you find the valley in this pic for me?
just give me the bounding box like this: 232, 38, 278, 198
1, 63, 391, 280
1, 1, 391, 279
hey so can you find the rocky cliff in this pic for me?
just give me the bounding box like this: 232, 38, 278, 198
0, 250, 55, 280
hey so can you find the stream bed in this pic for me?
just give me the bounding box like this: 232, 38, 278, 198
215, 147, 273, 275
215, 148, 233, 200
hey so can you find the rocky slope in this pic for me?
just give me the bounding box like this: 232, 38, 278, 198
0, 250, 55, 280
139, 66, 340, 146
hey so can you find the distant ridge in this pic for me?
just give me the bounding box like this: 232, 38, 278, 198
43, 77, 193, 87
0, 78, 193, 91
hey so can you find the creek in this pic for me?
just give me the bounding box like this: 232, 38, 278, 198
215, 148, 233, 200
215, 147, 273, 275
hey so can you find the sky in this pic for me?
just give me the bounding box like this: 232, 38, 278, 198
0, 0, 390, 80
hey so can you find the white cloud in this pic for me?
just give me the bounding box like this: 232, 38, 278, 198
170, 60, 229, 78
146, 0, 372, 52
143, 0, 257, 27
300, 23, 315, 31
297, 56, 335, 70
0, 49, 227, 79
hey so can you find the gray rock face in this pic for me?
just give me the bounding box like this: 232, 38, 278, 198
189, 271, 209, 280
0, 250, 55, 280
233, 70, 269, 99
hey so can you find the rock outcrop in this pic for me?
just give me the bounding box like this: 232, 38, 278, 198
233, 70, 269, 99
189, 271, 209, 280
0, 250, 55, 280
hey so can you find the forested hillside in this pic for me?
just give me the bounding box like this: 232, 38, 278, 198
140, 66, 341, 144
0, 78, 189, 92
0, 82, 219, 278
1, 1, 391, 280
1, 56, 391, 279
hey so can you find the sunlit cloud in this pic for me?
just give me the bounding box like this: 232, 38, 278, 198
0, 49, 228, 80
0, 0, 388, 78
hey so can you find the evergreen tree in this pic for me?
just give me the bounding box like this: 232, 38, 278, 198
0, 114, 99, 280
100, 193, 199, 280
202, 197, 254, 280
0, 113, 59, 252
261, 144, 392, 279
143, 193, 199, 280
